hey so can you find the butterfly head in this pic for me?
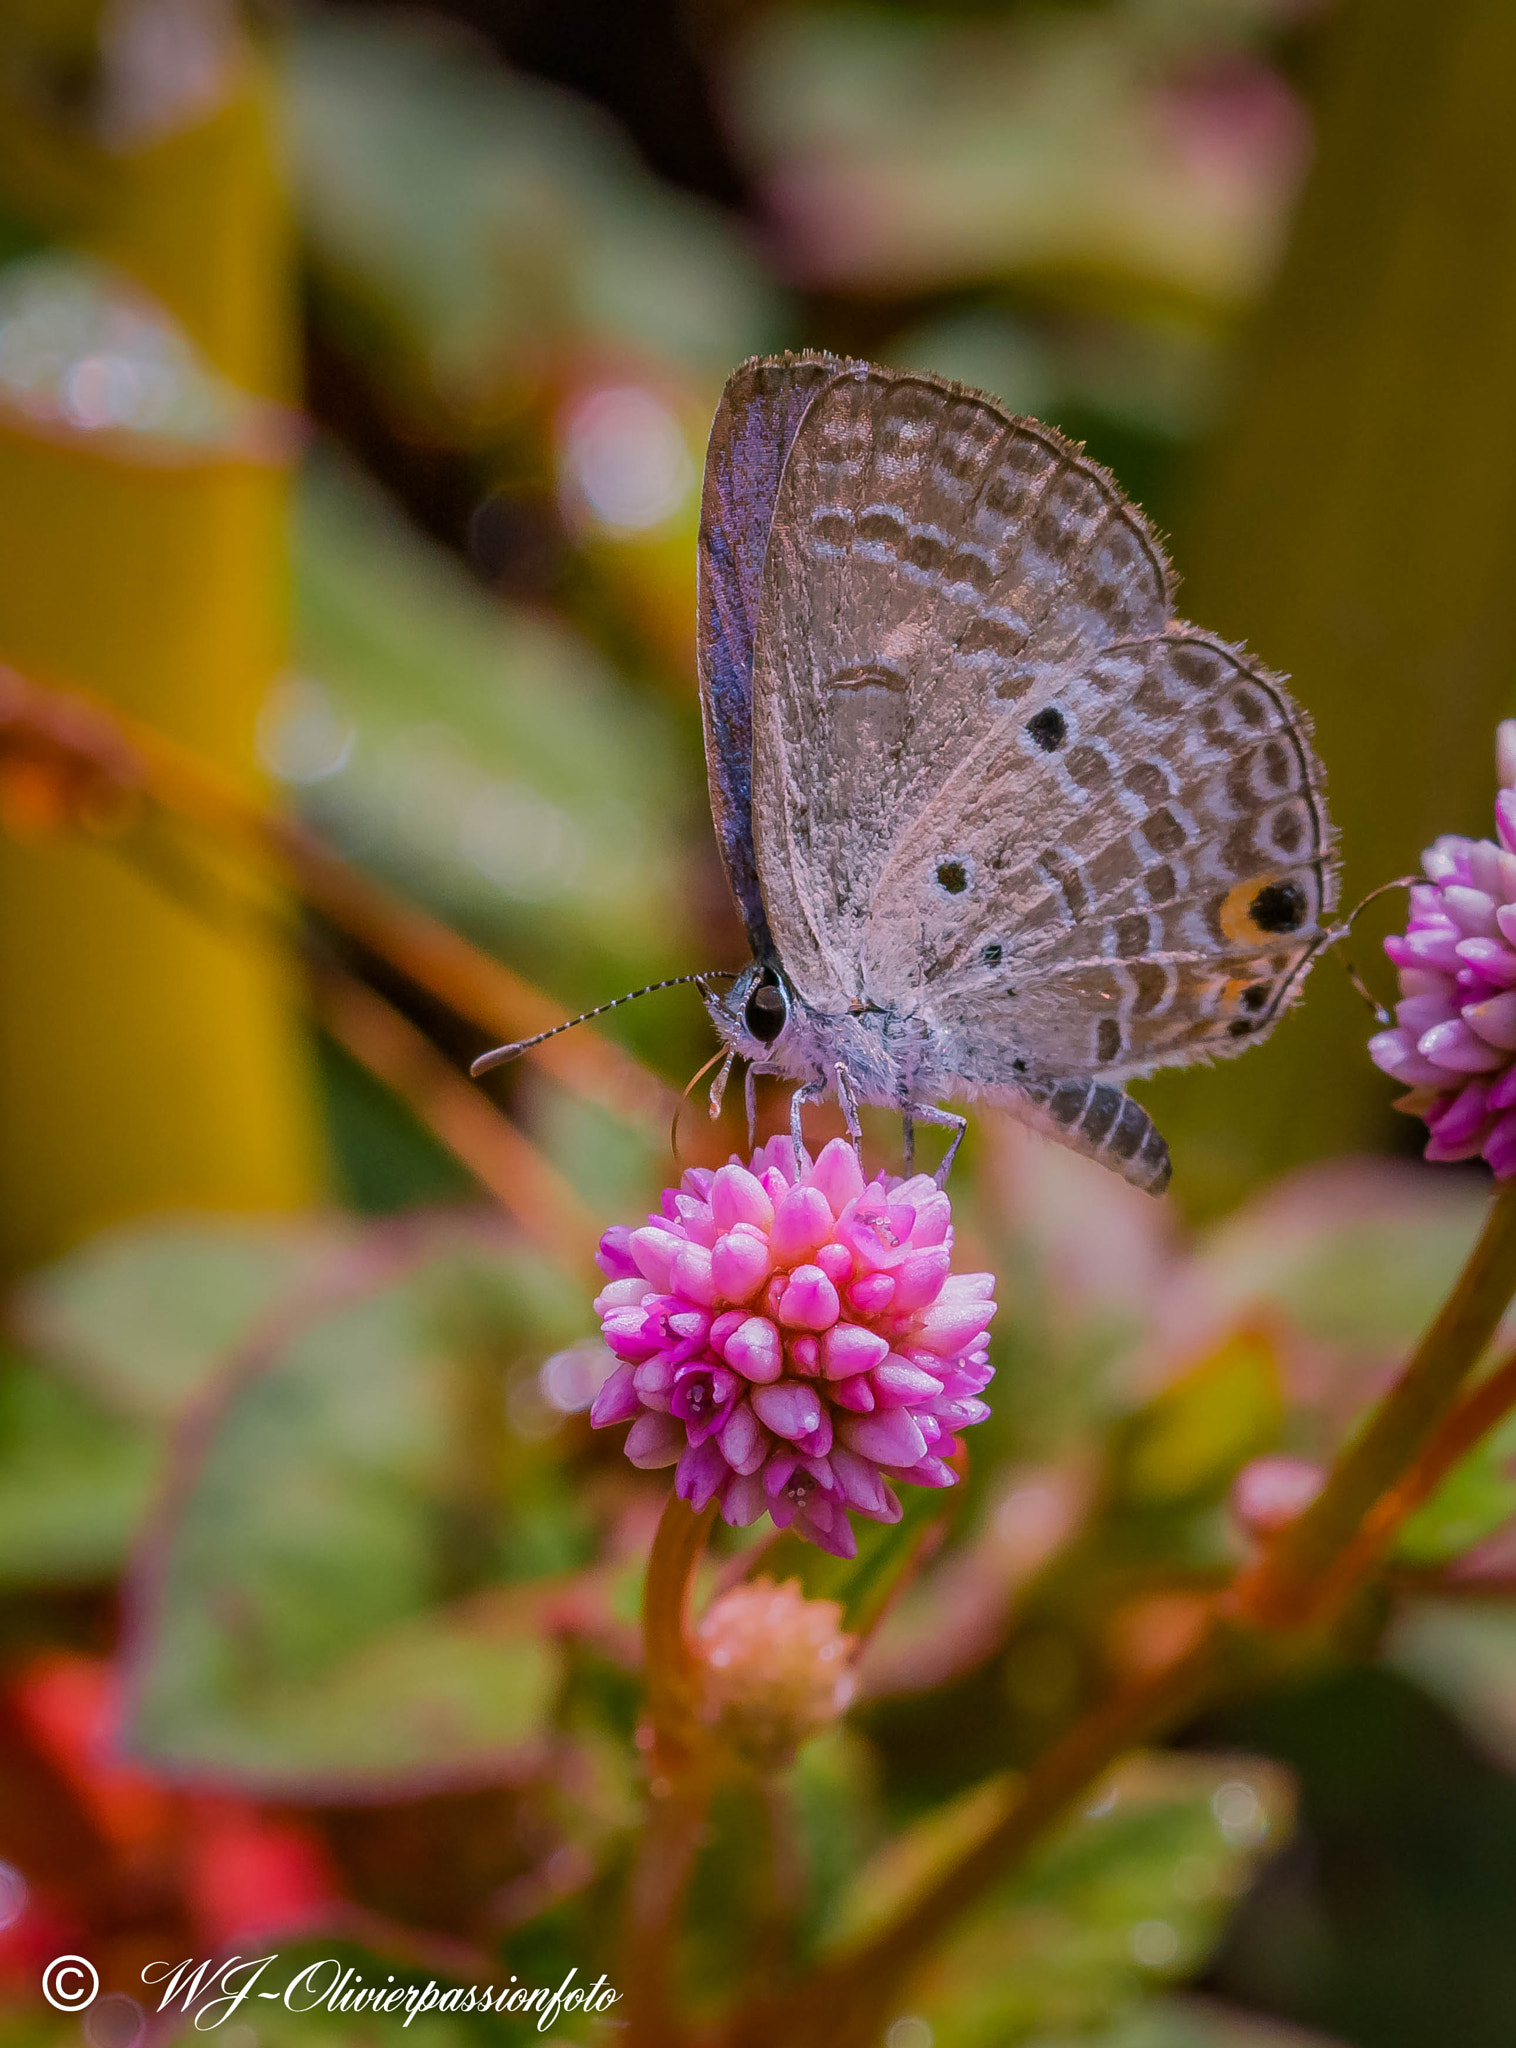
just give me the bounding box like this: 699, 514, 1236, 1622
705, 961, 796, 1064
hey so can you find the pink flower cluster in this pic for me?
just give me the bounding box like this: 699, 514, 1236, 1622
590, 1136, 996, 1557
1370, 722, 1516, 1175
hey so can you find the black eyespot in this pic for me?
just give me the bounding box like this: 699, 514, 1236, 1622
1096, 1017, 1121, 1062
1227, 1018, 1253, 1038
1012, 1057, 1028, 1074
1027, 706, 1066, 752
1249, 881, 1307, 934
981, 941, 1003, 966
1240, 984, 1270, 1013
936, 859, 969, 894
744, 969, 789, 1045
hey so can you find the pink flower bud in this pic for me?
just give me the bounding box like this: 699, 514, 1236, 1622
888, 1246, 952, 1313
840, 1409, 928, 1468
847, 1273, 895, 1315
590, 1362, 641, 1427
831, 1372, 875, 1413
873, 1357, 945, 1407
625, 1410, 684, 1468
720, 1471, 768, 1526
629, 1226, 681, 1290
821, 1323, 890, 1379
816, 1240, 855, 1287
710, 1162, 774, 1233
720, 1401, 767, 1476
906, 1297, 998, 1356
596, 1225, 640, 1279
670, 1241, 719, 1307
769, 1185, 835, 1264
711, 1227, 773, 1303
777, 1263, 842, 1331
725, 1315, 783, 1383
752, 1381, 825, 1442
810, 1136, 867, 1214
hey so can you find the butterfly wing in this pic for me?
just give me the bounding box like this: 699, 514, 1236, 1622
871, 629, 1336, 1078
697, 351, 864, 958
748, 365, 1171, 1008
747, 365, 1336, 1176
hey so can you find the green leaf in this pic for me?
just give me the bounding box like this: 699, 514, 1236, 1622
825, 1753, 1293, 2047
123, 1226, 586, 1794
15, 1217, 350, 1422
291, 455, 692, 993
291, 10, 779, 399
1119, 1330, 1282, 1506
0, 1354, 155, 1585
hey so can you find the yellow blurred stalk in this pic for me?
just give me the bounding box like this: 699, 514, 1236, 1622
0, 1, 323, 1270
1144, 0, 1516, 1213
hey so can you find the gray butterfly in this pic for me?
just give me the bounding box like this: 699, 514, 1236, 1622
694, 351, 1339, 1194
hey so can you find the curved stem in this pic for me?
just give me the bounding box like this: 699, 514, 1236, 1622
1234, 1175, 1516, 1628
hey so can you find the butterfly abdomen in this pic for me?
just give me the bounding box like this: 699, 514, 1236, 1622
1022, 1075, 1172, 1194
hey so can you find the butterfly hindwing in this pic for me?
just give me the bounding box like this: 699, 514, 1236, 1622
865, 630, 1336, 1078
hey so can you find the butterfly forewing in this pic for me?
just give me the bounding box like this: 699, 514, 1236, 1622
697, 352, 862, 960
747, 368, 1176, 1008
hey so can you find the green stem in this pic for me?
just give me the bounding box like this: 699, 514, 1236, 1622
1237, 1174, 1516, 1627
729, 1626, 1237, 2048
642, 1491, 716, 1766
619, 1491, 717, 2048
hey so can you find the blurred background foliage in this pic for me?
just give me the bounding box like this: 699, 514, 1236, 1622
1, 1, 1516, 2044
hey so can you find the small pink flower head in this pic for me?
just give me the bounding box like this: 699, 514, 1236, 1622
696, 1576, 855, 1766
590, 1136, 996, 1556
1370, 721, 1516, 1176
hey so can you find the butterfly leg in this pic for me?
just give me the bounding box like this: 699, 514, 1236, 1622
901, 1110, 915, 1175
744, 1062, 783, 1152
790, 1078, 827, 1174
902, 1101, 968, 1188
834, 1062, 864, 1161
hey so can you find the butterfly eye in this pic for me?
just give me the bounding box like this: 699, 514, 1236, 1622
744, 971, 789, 1045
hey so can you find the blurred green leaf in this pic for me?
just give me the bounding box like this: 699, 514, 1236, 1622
837, 1752, 1292, 2046
0, 1353, 155, 1586
123, 1224, 589, 1793
13, 1216, 351, 1423
1394, 1404, 1516, 1564
290, 10, 780, 409
289, 454, 693, 991
1120, 1329, 1282, 1506
1196, 1171, 1488, 1352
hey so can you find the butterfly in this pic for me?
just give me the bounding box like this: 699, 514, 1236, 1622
693, 351, 1339, 1194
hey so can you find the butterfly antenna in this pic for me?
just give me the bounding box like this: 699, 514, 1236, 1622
1326, 876, 1419, 1027
469, 972, 736, 1078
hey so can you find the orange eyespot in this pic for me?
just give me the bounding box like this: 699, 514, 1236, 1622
1219, 874, 1309, 945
